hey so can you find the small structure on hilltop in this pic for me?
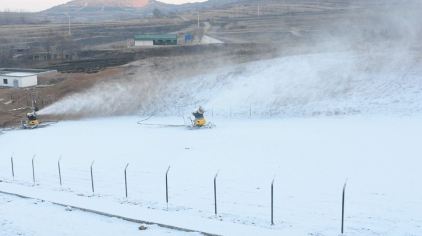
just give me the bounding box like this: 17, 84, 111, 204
0, 68, 56, 88
131, 32, 218, 47
134, 34, 178, 46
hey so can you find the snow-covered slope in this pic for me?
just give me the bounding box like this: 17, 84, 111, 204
40, 0, 422, 118
1, 116, 421, 235
0, 193, 192, 236
41, 50, 422, 118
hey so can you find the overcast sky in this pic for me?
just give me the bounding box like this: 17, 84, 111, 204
1, 0, 205, 12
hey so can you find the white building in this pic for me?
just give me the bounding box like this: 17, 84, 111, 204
0, 72, 38, 88
135, 39, 154, 46
134, 34, 178, 47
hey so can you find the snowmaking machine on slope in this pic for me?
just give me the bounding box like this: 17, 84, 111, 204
21, 107, 57, 130
22, 90, 40, 129
20, 89, 56, 129
22, 111, 40, 129
137, 106, 215, 129
189, 106, 215, 129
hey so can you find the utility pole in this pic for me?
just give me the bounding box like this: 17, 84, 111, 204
67, 4, 71, 37
197, 11, 200, 29
67, 14, 72, 36
30, 88, 37, 111
196, 11, 201, 45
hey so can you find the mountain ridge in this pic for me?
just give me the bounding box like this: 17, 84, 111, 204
42, 0, 243, 22
62, 0, 150, 8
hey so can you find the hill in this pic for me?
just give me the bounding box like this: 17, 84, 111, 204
42, 0, 243, 22
42, 0, 172, 22
64, 0, 150, 8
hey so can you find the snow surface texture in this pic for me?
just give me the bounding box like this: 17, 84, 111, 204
0, 193, 194, 236
39, 51, 422, 118
1, 116, 421, 235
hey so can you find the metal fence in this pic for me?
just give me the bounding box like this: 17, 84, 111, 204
2, 154, 349, 234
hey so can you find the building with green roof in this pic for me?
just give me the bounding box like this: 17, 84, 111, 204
134, 34, 178, 46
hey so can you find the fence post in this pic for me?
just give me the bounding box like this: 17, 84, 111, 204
90, 161, 95, 194
124, 163, 129, 198
32, 155, 36, 185
10, 155, 14, 180
271, 178, 274, 225
165, 165, 171, 209
214, 172, 219, 216
58, 157, 62, 186
249, 104, 252, 119
341, 181, 347, 234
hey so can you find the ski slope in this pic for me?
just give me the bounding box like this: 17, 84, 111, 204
0, 192, 193, 236
0, 116, 421, 235
40, 51, 422, 118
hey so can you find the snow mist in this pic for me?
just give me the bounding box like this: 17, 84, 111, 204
40, 1, 422, 118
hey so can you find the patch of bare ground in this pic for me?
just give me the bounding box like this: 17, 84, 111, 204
0, 42, 279, 127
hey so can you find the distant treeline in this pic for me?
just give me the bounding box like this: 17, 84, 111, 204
0, 12, 50, 25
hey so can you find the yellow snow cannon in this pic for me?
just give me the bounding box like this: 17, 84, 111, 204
194, 118, 207, 127
23, 112, 40, 129
192, 106, 207, 127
